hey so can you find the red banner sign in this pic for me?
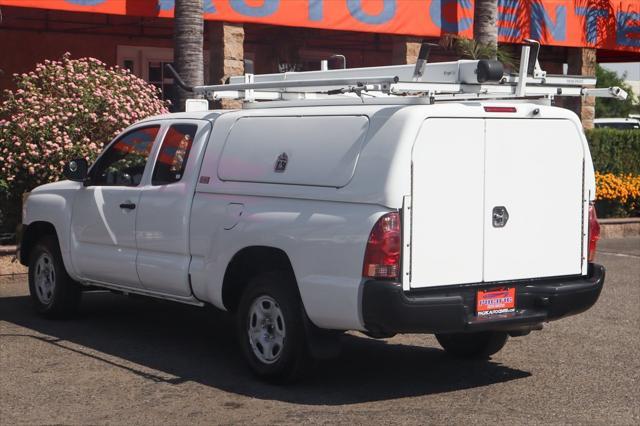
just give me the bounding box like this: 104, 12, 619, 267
2, 0, 639, 53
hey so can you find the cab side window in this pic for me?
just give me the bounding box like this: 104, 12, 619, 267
90, 126, 159, 186
152, 124, 197, 185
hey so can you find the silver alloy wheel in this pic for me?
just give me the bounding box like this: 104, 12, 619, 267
247, 295, 286, 364
34, 252, 55, 305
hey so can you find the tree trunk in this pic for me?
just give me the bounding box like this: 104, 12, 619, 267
173, 0, 204, 111
473, 0, 498, 58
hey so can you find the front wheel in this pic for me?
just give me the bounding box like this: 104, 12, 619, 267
436, 331, 508, 359
28, 235, 81, 317
236, 271, 312, 383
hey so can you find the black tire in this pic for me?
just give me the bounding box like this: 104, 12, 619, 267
28, 235, 81, 318
436, 331, 508, 359
236, 271, 312, 383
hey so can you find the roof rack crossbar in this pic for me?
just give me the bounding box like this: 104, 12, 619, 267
167, 40, 628, 108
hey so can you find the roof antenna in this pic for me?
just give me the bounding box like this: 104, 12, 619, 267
412, 41, 439, 82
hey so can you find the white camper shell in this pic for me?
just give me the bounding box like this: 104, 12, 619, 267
20, 42, 608, 382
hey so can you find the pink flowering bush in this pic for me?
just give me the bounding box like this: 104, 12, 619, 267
0, 53, 169, 232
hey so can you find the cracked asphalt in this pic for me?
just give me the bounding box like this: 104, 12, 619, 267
1, 238, 638, 425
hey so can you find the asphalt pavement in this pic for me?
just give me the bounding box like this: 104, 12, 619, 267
1, 238, 638, 425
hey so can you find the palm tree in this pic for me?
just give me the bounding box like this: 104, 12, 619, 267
473, 0, 498, 59
440, 35, 517, 70
173, 0, 204, 111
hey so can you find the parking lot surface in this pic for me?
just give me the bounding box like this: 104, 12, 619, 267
1, 238, 638, 425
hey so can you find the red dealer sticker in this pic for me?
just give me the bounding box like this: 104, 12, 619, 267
476, 288, 516, 316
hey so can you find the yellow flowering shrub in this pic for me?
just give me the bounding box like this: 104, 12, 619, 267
595, 172, 640, 217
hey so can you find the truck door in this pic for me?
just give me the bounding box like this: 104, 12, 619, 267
135, 121, 211, 297
70, 125, 160, 287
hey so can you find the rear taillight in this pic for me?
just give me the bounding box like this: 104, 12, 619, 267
588, 203, 600, 263
363, 212, 401, 280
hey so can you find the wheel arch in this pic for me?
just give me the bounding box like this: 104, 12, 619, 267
19, 221, 59, 266
221, 246, 298, 312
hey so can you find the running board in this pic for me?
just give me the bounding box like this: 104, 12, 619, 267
81, 280, 205, 307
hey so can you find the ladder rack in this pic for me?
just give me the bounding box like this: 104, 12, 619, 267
166, 40, 627, 108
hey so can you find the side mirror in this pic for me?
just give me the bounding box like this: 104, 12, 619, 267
63, 158, 88, 182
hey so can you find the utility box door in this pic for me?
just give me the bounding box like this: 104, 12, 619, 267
483, 119, 584, 282
410, 118, 485, 288
217, 115, 369, 188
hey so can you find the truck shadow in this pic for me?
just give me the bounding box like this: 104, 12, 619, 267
0, 291, 531, 405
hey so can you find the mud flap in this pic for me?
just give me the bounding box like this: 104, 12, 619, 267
302, 309, 342, 360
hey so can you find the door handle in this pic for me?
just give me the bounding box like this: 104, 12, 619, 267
119, 202, 136, 210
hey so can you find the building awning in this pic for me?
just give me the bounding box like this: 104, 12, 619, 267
1, 0, 639, 54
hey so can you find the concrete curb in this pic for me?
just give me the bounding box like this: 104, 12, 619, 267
599, 218, 640, 239
0, 245, 17, 255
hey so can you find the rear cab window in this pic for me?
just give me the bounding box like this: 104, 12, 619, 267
152, 124, 198, 185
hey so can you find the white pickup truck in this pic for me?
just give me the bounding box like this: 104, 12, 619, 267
19, 56, 607, 382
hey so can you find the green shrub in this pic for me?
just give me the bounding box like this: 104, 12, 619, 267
0, 53, 169, 235
585, 128, 640, 175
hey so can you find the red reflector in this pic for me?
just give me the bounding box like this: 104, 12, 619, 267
363, 212, 401, 280
484, 106, 517, 113
588, 204, 600, 262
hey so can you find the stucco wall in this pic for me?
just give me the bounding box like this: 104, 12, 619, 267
1, 29, 176, 92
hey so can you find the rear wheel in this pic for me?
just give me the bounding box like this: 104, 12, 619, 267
236, 271, 312, 383
28, 235, 81, 317
436, 331, 508, 359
